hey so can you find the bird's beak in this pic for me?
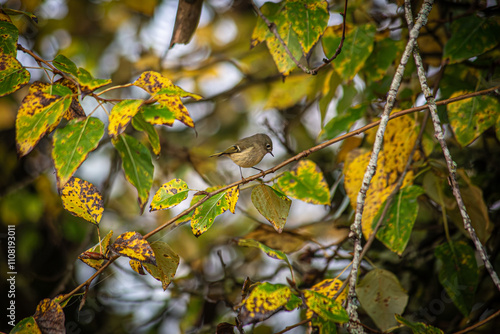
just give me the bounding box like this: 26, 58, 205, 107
270, 152, 274, 157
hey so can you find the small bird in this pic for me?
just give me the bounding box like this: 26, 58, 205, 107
210, 133, 274, 178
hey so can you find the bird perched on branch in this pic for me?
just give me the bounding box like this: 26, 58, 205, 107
210, 133, 274, 178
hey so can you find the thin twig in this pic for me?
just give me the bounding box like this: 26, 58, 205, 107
453, 309, 500, 334
312, 0, 349, 74
275, 317, 313, 334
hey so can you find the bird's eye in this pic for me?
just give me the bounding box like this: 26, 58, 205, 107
266, 144, 272, 149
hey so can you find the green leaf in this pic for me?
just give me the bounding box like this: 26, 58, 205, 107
52, 117, 104, 188
395, 314, 444, 334
319, 104, 366, 141
239, 282, 297, 324
303, 290, 349, 323
251, 2, 303, 75
0, 18, 19, 55
15, 83, 73, 157
362, 38, 405, 81
142, 241, 180, 290
356, 268, 409, 331
108, 99, 143, 138
140, 103, 176, 126
0, 54, 30, 97
53, 54, 79, 77
112, 134, 154, 212
251, 2, 281, 47
77, 67, 111, 92
251, 184, 292, 233
131, 113, 161, 155
2, 8, 38, 23
447, 91, 500, 146
191, 191, 229, 236
373, 185, 424, 255
444, 15, 500, 64
61, 177, 104, 225
286, 0, 329, 54
265, 74, 316, 109
322, 23, 376, 80
435, 240, 478, 317
237, 238, 289, 263
277, 159, 330, 205
150, 178, 190, 211
9, 317, 42, 334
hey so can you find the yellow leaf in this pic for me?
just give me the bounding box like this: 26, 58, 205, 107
61, 177, 104, 225
343, 114, 419, 239
108, 99, 143, 137
110, 231, 156, 265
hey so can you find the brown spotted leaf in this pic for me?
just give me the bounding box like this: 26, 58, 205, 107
110, 231, 157, 265
0, 54, 30, 97
108, 99, 143, 137
76, 67, 111, 93
239, 282, 301, 324
133, 71, 201, 128
9, 316, 42, 334
304, 290, 348, 323
0, 14, 19, 56
150, 178, 190, 211
33, 298, 65, 334
277, 159, 330, 205
448, 91, 500, 146
356, 269, 409, 331
251, 184, 291, 233
140, 103, 175, 126
142, 241, 180, 290
54, 78, 86, 120
225, 185, 239, 214
191, 188, 230, 236
130, 260, 147, 275
61, 177, 104, 225
15, 82, 73, 157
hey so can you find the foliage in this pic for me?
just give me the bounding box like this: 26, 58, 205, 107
1, 1, 500, 334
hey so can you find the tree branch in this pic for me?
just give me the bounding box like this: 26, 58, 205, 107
345, 1, 435, 332
405, 0, 500, 292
